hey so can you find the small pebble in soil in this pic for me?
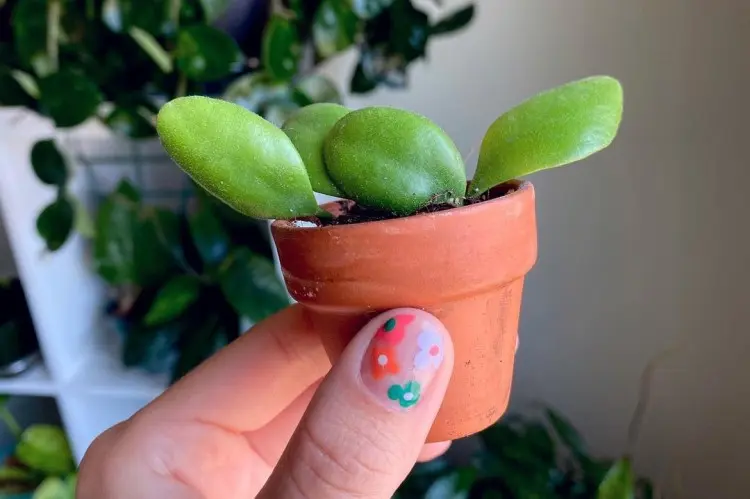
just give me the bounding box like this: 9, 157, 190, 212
292, 220, 319, 228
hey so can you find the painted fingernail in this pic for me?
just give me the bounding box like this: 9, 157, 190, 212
360, 312, 447, 410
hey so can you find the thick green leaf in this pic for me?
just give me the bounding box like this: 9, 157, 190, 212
223, 72, 292, 113
12, 0, 51, 73
199, 0, 232, 22
102, 0, 168, 35
38, 70, 103, 128
351, 0, 394, 19
144, 275, 201, 326
105, 105, 156, 138
293, 74, 342, 106
156, 96, 320, 219
31, 140, 68, 186
0, 465, 35, 482
313, 0, 358, 58
430, 4, 474, 35
281, 103, 350, 196
129, 26, 173, 73
93, 182, 140, 284
597, 458, 635, 499
36, 196, 74, 252
324, 106, 467, 215
218, 248, 289, 322
175, 25, 244, 82
135, 207, 181, 286
16, 425, 74, 475
188, 200, 230, 267
546, 407, 587, 458
262, 15, 300, 81
469, 75, 624, 197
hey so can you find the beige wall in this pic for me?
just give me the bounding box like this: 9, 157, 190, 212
327, 0, 750, 496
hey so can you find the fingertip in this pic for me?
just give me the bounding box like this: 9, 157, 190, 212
417, 441, 451, 462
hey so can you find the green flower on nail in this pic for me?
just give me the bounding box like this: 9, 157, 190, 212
388, 381, 421, 408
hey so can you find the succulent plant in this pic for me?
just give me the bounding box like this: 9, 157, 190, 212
156, 75, 624, 220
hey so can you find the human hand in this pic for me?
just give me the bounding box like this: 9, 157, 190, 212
77, 306, 454, 498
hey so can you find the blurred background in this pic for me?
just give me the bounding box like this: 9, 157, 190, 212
0, 0, 748, 497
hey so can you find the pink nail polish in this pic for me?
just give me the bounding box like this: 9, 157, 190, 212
360, 313, 446, 410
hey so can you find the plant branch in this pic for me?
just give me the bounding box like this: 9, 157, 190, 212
47, 0, 61, 73
169, 0, 182, 30
626, 347, 678, 455
176, 72, 188, 97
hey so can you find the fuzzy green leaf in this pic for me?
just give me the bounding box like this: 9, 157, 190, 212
282, 103, 350, 197
313, 0, 358, 58
324, 106, 466, 215
144, 275, 201, 326
36, 196, 74, 251
430, 4, 474, 35
219, 248, 289, 322
31, 140, 68, 187
597, 458, 635, 499
38, 70, 103, 128
16, 425, 75, 475
156, 96, 320, 219
262, 15, 300, 81
176, 26, 244, 82
468, 75, 624, 196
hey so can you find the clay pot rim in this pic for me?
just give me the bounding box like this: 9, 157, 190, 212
272, 179, 532, 234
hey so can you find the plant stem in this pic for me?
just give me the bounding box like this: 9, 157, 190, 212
47, 0, 61, 73
0, 406, 22, 441
169, 0, 182, 30
176, 72, 188, 97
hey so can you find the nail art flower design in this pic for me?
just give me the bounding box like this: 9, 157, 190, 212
388, 381, 421, 408
371, 345, 400, 380
414, 328, 444, 370
375, 314, 416, 346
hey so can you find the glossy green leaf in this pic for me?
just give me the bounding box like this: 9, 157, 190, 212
262, 15, 300, 81
16, 425, 75, 475
313, 0, 358, 58
349, 58, 378, 94
469, 75, 624, 197
156, 96, 320, 219
293, 74, 342, 106
282, 103, 350, 196
219, 248, 289, 322
10, 70, 40, 99
105, 106, 156, 138
12, 0, 50, 72
597, 458, 635, 499
546, 407, 587, 458
430, 4, 474, 35
324, 106, 466, 215
38, 70, 103, 128
171, 310, 225, 382
176, 25, 244, 82
31, 140, 68, 186
223, 72, 291, 113
144, 275, 201, 326
188, 199, 230, 267
351, 0, 394, 19
135, 207, 182, 286
389, 0, 430, 62
36, 196, 74, 251
199, 0, 232, 22
129, 26, 173, 73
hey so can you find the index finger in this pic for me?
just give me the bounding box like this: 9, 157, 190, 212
139, 304, 331, 432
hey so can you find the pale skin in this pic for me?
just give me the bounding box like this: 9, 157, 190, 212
76, 305, 456, 499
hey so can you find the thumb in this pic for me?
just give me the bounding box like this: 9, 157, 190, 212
258, 308, 454, 499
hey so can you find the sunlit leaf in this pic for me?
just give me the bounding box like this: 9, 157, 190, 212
144, 275, 201, 326
16, 425, 74, 475
597, 458, 635, 499
313, 0, 358, 58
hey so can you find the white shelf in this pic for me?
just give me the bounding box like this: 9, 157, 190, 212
66, 352, 167, 400
0, 361, 56, 396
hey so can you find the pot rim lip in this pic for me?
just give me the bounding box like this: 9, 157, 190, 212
271, 179, 533, 234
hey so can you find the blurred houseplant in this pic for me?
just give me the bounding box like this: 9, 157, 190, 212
0, 0, 474, 381
0, 396, 76, 499
0, 278, 40, 379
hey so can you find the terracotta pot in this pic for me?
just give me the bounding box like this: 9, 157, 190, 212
270, 180, 538, 441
